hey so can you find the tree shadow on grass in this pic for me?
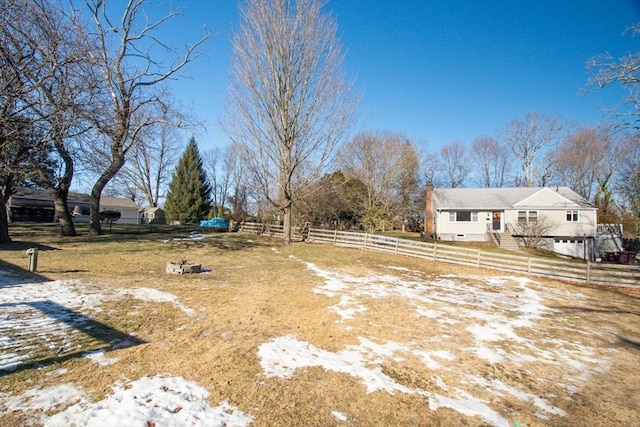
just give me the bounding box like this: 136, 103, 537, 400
549, 304, 640, 353
616, 335, 640, 351
0, 300, 145, 377
0, 241, 59, 252
0, 259, 50, 287
6, 229, 272, 252
550, 304, 640, 317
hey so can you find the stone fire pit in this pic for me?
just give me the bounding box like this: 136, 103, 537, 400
166, 260, 202, 274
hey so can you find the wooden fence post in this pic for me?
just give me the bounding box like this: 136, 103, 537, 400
236, 222, 638, 288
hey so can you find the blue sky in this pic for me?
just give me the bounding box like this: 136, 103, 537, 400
161, 0, 640, 152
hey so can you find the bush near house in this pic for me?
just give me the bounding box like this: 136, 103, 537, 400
99, 210, 121, 223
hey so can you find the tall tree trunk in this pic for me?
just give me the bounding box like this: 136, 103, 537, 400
51, 140, 77, 236
53, 188, 76, 236
89, 156, 125, 235
0, 199, 11, 244
283, 205, 292, 244
0, 183, 14, 244
89, 183, 104, 235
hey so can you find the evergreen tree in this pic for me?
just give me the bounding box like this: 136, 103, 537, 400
164, 138, 211, 223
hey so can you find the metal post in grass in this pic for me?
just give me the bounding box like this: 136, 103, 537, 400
26, 248, 38, 272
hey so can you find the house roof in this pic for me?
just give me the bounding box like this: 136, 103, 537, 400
140, 207, 164, 214
432, 187, 595, 210
101, 196, 140, 209
10, 187, 141, 210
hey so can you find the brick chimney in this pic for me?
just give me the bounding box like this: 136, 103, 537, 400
425, 182, 434, 237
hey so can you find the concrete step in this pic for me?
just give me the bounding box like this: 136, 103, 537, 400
499, 234, 520, 251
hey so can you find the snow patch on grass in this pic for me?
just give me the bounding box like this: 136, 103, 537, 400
254, 259, 615, 425
1, 375, 253, 427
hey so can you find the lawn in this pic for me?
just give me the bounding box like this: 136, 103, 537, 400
0, 226, 638, 426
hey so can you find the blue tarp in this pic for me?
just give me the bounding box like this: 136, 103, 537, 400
199, 217, 229, 230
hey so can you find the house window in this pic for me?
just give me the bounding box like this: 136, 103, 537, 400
566, 210, 579, 222
449, 211, 478, 222
517, 210, 538, 223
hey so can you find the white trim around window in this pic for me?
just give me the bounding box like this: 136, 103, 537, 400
517, 210, 538, 223
566, 210, 579, 222
449, 211, 479, 222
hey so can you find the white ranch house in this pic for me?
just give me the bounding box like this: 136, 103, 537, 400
426, 185, 597, 259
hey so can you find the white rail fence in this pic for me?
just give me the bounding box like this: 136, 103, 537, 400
238, 222, 640, 288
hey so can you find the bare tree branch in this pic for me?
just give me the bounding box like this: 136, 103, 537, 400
440, 141, 471, 188
499, 112, 564, 187
470, 136, 512, 188
587, 23, 640, 130
75, 0, 208, 234
223, 0, 357, 243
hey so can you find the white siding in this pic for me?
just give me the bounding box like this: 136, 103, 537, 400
100, 205, 140, 224
435, 210, 491, 242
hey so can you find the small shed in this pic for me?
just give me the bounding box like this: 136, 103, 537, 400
140, 207, 165, 224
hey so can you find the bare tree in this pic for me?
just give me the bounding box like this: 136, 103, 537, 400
339, 131, 416, 232
204, 144, 254, 220
440, 141, 470, 188
549, 126, 617, 202
224, 142, 254, 221
293, 170, 366, 230
203, 146, 233, 215
420, 150, 444, 188
614, 134, 640, 233
0, 119, 43, 243
0, 1, 43, 243
588, 23, 640, 130
0, 0, 96, 238
395, 141, 421, 230
470, 136, 511, 187
112, 115, 183, 208
499, 112, 564, 187
76, 0, 208, 235
513, 215, 555, 249
223, 0, 357, 244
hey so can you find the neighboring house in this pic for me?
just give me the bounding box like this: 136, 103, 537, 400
139, 207, 165, 224
100, 196, 142, 224
426, 184, 598, 259
8, 187, 142, 225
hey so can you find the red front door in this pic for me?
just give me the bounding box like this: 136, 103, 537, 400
492, 212, 501, 231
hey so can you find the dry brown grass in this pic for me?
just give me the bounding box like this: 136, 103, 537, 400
0, 226, 639, 426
